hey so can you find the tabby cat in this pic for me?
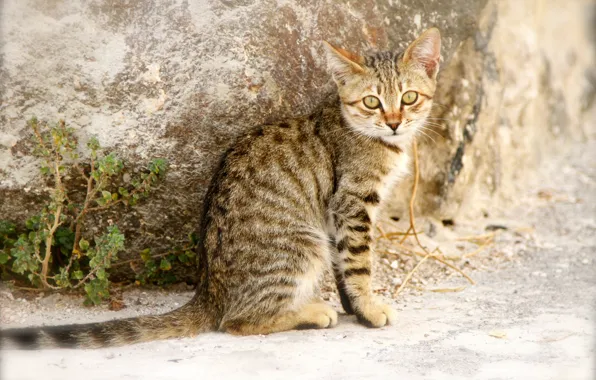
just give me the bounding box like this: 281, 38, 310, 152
2, 28, 441, 349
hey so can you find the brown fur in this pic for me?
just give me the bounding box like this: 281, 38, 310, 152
1, 28, 441, 349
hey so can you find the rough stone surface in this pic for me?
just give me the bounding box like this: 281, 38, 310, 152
1, 0, 594, 279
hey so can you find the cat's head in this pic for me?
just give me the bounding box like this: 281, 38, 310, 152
324, 28, 441, 146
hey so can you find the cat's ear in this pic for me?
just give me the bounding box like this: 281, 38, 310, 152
403, 28, 441, 78
323, 41, 365, 84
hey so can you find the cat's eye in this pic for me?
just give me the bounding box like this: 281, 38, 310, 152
402, 91, 418, 105
363, 96, 381, 109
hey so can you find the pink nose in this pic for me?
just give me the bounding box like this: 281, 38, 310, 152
386, 122, 400, 131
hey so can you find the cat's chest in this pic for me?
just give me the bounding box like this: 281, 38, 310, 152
376, 151, 411, 204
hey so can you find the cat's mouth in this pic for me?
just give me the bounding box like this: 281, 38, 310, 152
380, 131, 411, 146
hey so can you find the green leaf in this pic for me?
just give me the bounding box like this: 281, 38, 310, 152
96, 268, 107, 280
148, 158, 168, 176
159, 258, 172, 271
0, 251, 10, 264
139, 248, 151, 262
72, 270, 84, 280
0, 220, 17, 236
84, 277, 109, 306
55, 267, 70, 287
79, 238, 90, 252
87, 136, 100, 151
118, 187, 129, 197
55, 227, 74, 251
25, 215, 41, 231
101, 190, 111, 200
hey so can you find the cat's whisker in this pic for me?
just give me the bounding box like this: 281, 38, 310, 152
430, 102, 451, 110
421, 123, 447, 132
422, 121, 448, 129
416, 129, 437, 144
419, 126, 445, 139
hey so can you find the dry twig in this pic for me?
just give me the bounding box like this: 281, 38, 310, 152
379, 139, 476, 294
394, 253, 431, 296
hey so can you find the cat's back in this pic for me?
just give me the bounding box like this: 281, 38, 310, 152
201, 114, 335, 259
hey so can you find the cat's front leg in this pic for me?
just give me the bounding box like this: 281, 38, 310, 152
330, 193, 397, 327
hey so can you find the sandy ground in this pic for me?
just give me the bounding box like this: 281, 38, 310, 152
1, 139, 595, 380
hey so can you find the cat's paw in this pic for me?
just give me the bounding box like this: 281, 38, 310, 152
356, 301, 397, 328
298, 303, 338, 329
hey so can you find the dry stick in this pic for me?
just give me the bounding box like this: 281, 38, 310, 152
412, 285, 467, 293
394, 253, 431, 296
13, 286, 47, 292
404, 140, 428, 252
39, 159, 65, 290
432, 247, 476, 285
386, 230, 420, 238
386, 236, 476, 285
376, 224, 389, 240
392, 140, 476, 287
393, 140, 432, 294
69, 164, 96, 266
462, 239, 494, 259
111, 251, 173, 268
378, 248, 414, 258
456, 232, 496, 242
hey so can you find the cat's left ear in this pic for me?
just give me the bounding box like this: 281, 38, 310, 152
403, 28, 441, 79
323, 41, 365, 84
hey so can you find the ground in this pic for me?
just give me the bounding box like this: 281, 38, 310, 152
1, 140, 594, 380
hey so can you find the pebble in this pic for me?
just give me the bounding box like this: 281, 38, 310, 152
391, 277, 402, 286
40, 293, 63, 307
0, 291, 14, 301
390, 260, 399, 269
582, 259, 589, 264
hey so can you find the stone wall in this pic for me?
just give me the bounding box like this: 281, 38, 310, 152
387, 0, 596, 221
1, 0, 594, 280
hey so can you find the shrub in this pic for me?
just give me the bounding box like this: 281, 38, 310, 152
0, 118, 168, 305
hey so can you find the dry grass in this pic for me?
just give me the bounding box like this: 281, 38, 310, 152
376, 140, 500, 298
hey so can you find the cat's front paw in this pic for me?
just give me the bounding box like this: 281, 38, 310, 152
355, 301, 397, 328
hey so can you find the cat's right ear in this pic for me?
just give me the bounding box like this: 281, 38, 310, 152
323, 41, 365, 84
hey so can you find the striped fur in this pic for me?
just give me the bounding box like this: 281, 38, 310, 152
1, 28, 441, 349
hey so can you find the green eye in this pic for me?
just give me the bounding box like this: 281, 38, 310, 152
402, 91, 418, 105
363, 96, 381, 109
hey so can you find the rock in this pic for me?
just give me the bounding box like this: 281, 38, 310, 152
39, 293, 63, 307
1, 0, 594, 281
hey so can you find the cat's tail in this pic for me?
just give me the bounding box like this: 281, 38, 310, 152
1, 296, 217, 350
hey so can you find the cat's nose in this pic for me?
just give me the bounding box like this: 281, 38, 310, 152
386, 122, 400, 131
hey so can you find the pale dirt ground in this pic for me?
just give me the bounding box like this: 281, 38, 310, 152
0, 139, 595, 380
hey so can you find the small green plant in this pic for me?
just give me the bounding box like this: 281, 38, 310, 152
130, 232, 198, 286
0, 118, 168, 305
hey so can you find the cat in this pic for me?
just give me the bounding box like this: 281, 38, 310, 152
1, 28, 441, 349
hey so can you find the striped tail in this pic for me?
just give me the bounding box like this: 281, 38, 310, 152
1, 300, 215, 350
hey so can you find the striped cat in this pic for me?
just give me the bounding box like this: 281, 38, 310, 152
2, 28, 441, 349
